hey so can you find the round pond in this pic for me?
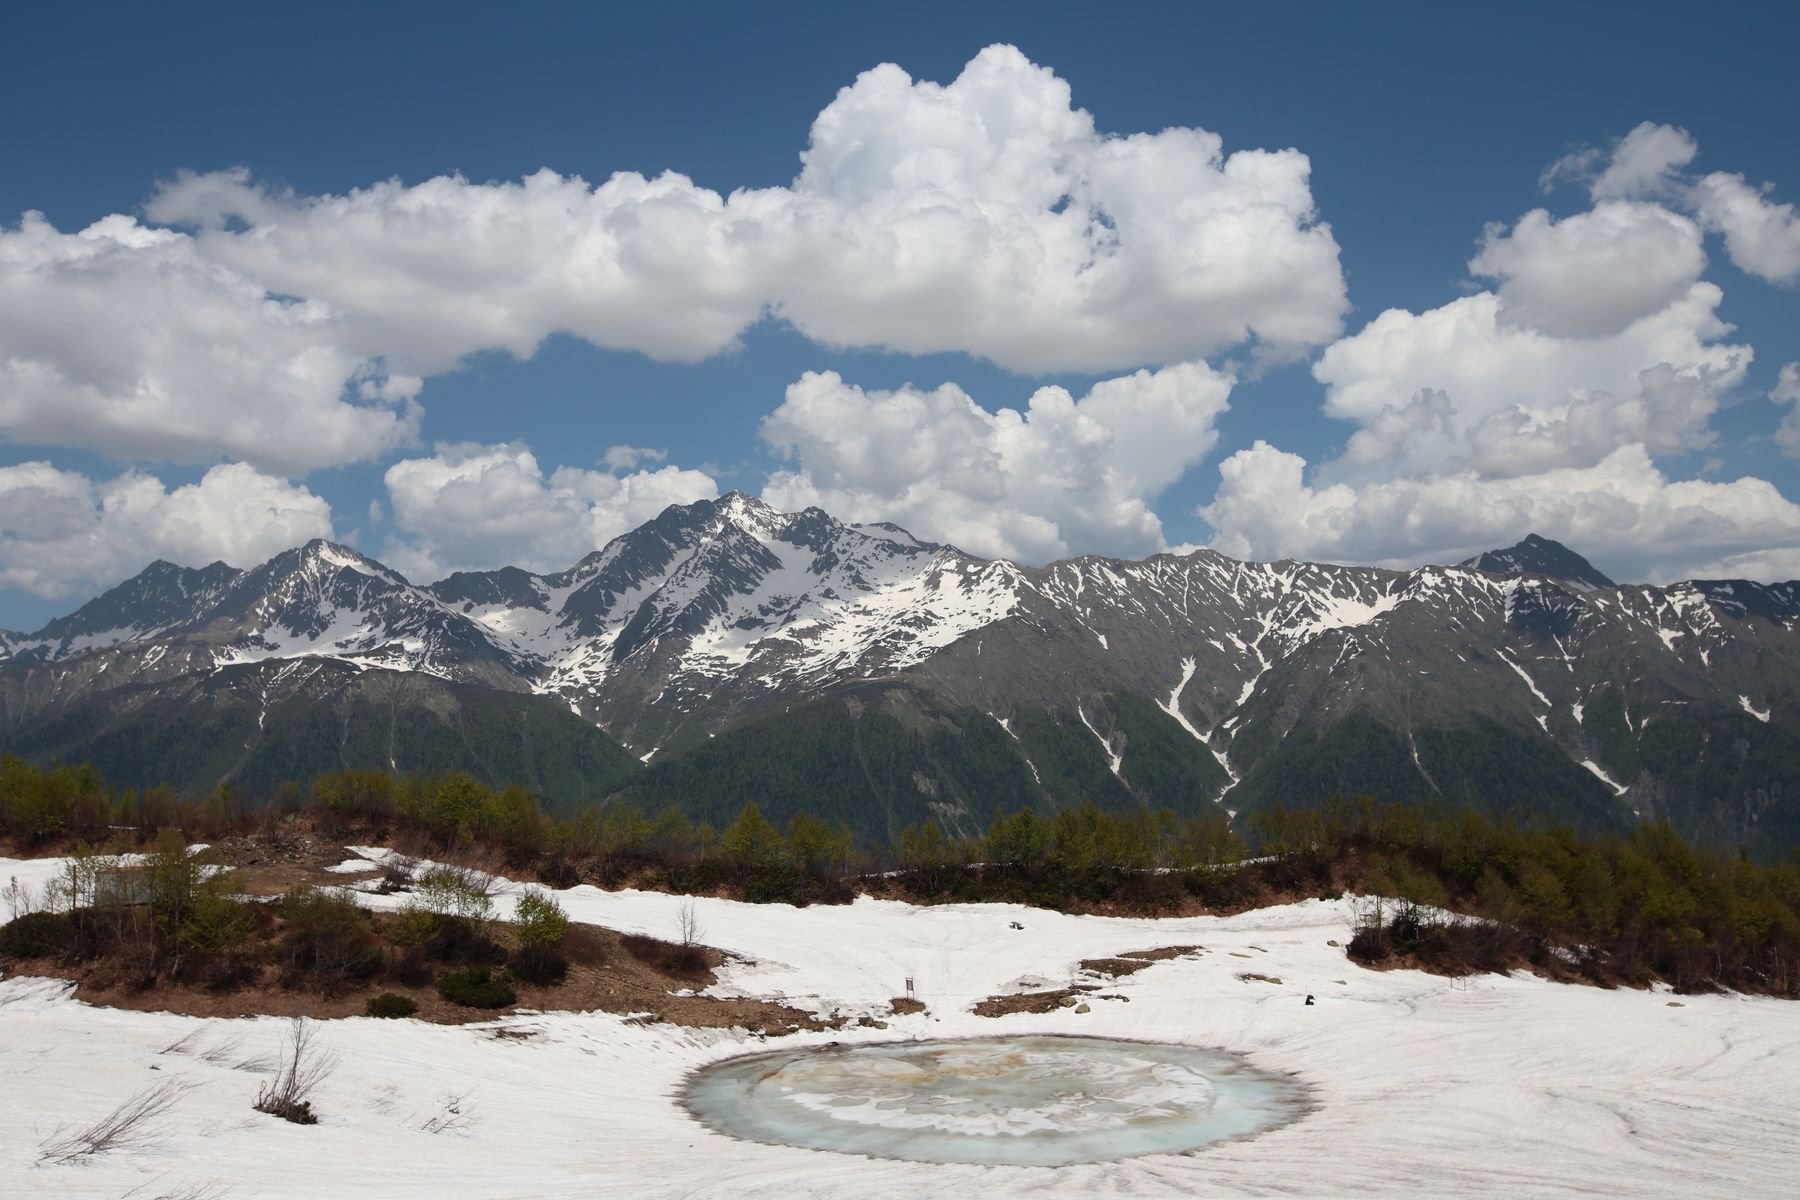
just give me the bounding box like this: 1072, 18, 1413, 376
680, 1034, 1309, 1167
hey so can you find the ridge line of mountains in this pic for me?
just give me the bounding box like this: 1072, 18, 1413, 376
3, 493, 1796, 857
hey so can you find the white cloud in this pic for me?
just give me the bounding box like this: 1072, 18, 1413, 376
380, 442, 717, 580
0, 462, 333, 601
1774, 363, 1800, 457
1207, 123, 1800, 587
0, 213, 421, 475
1590, 122, 1698, 201
601, 444, 668, 472
1317, 284, 1748, 480
140, 45, 1344, 377
760, 361, 1233, 562
1468, 201, 1705, 338
1690, 171, 1800, 286
1542, 122, 1800, 286
1200, 441, 1800, 584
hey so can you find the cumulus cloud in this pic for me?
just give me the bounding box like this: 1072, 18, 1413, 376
0, 462, 333, 600
380, 442, 717, 580
1774, 363, 1800, 457
1317, 285, 1748, 480
139, 45, 1343, 378
0, 213, 421, 474
1544, 121, 1800, 286
1690, 171, 1800, 286
1189, 121, 1800, 585
1586, 121, 1698, 201
1468, 202, 1706, 338
601, 444, 668, 472
1200, 441, 1800, 584
760, 361, 1233, 562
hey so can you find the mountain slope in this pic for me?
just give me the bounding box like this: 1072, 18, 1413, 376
1, 500, 1796, 853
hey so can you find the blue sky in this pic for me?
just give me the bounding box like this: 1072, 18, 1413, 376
1, 1, 1797, 628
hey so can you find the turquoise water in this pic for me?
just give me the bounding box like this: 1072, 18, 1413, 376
681, 1034, 1309, 1166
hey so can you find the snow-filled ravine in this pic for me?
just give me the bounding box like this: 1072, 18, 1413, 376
3, 852, 1798, 1199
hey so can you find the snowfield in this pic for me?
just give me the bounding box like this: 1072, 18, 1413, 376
3, 852, 1798, 1198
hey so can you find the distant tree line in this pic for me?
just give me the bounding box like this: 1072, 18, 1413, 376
3, 756, 1797, 997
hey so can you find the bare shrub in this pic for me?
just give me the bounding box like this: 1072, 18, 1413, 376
376, 854, 418, 895
677, 896, 704, 949
39, 1078, 191, 1164
418, 1091, 474, 1135
253, 1018, 338, 1125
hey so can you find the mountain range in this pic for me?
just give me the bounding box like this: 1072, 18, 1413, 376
2, 493, 1796, 855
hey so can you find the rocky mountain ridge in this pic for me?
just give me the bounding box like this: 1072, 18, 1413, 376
2, 495, 1796, 854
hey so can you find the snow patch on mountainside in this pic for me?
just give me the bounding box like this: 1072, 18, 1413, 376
1580, 759, 1629, 796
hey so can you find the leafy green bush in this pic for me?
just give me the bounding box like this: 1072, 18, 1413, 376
512, 888, 569, 949
416, 865, 496, 921
365, 992, 419, 1018
436, 966, 516, 1009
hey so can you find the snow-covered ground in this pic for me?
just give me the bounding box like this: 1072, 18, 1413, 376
3, 851, 1798, 1198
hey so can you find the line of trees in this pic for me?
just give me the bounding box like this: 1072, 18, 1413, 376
4, 756, 1798, 996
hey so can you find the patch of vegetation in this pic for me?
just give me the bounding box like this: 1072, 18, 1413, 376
0, 909, 82, 960
619, 933, 710, 981
276, 887, 381, 996
1252, 798, 1800, 994
365, 992, 418, 1019
436, 966, 517, 1009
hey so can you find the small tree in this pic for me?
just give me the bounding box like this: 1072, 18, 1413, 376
512, 888, 569, 950
720, 803, 786, 873
787, 812, 851, 880
510, 887, 570, 984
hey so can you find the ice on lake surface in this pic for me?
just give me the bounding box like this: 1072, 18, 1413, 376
681, 1034, 1309, 1166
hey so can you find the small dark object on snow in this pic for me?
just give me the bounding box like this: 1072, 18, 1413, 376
1304, 994, 1315, 1006
1009, 921, 1024, 930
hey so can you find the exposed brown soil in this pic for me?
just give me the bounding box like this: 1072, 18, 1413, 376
195, 833, 375, 899
1077, 957, 1155, 979
1237, 972, 1283, 985
888, 996, 926, 1015
1118, 945, 1203, 961
972, 988, 1084, 1017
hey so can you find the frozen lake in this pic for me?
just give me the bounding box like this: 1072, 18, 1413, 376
682, 1034, 1309, 1165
